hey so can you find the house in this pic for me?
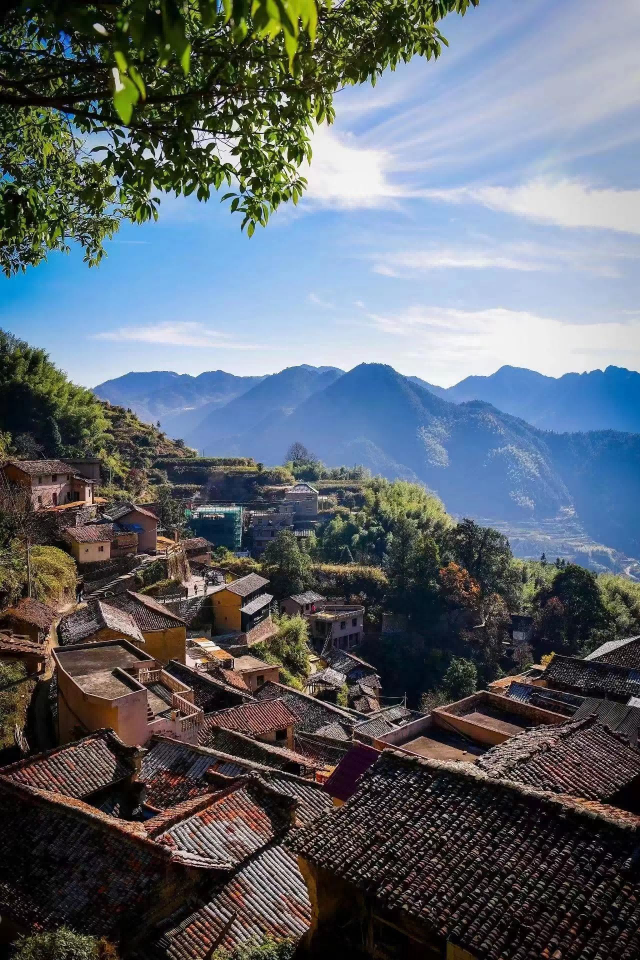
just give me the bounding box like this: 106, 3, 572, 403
509, 612, 534, 643
179, 536, 212, 565
228, 654, 280, 692
164, 659, 253, 712
428, 689, 567, 747
53, 638, 203, 746
280, 590, 326, 618
63, 523, 114, 564
0, 597, 57, 646
585, 634, 640, 668
58, 599, 145, 649
307, 602, 365, 653
108, 590, 187, 664
476, 716, 640, 810
254, 680, 359, 741
1, 459, 95, 510
249, 501, 296, 555
210, 572, 273, 641
0, 732, 331, 957
199, 698, 300, 750
102, 502, 159, 553
285, 482, 319, 518
542, 653, 640, 702
290, 749, 640, 960
202, 727, 319, 777
0, 630, 47, 674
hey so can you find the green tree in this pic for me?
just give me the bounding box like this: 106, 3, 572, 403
13, 929, 117, 960
386, 516, 420, 611
213, 937, 295, 960
156, 484, 185, 536
535, 563, 608, 654
441, 656, 477, 701
0, 330, 108, 456
448, 518, 518, 602
1, 1, 478, 273
253, 614, 310, 686
262, 529, 311, 598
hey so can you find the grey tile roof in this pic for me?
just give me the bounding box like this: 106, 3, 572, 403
264, 771, 332, 827
240, 593, 273, 616
164, 660, 252, 711
289, 590, 325, 605
200, 698, 300, 738
150, 777, 296, 869
0, 730, 136, 799
585, 636, 640, 668
64, 523, 114, 543
254, 681, 357, 738
109, 591, 186, 631
573, 697, 640, 746
152, 843, 310, 960
502, 681, 584, 716
289, 750, 640, 960
1, 597, 57, 631
544, 654, 640, 701
6, 459, 73, 476
202, 727, 318, 772
226, 573, 270, 598
477, 717, 640, 801
58, 600, 144, 646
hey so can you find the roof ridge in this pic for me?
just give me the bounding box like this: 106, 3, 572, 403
145, 781, 245, 837
0, 728, 137, 776
379, 748, 640, 831
550, 653, 640, 677
259, 681, 356, 720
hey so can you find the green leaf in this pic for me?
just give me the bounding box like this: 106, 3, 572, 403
112, 70, 140, 124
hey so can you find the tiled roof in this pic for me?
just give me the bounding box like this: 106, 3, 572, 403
212, 664, 251, 693
58, 600, 144, 646
240, 593, 273, 616
315, 721, 353, 740
477, 717, 640, 801
254, 681, 356, 738
225, 573, 270, 598
0, 777, 184, 939
573, 697, 640, 747
64, 523, 114, 543
1, 597, 57, 631
289, 750, 640, 960
105, 502, 158, 522
307, 667, 346, 689
141, 738, 228, 809
0, 630, 45, 657
289, 590, 325, 605
585, 635, 640, 668
263, 771, 332, 827
165, 660, 252, 711
0, 729, 137, 799
501, 680, 583, 715
293, 731, 350, 767
324, 743, 380, 803
351, 714, 397, 739
202, 727, 318, 771
150, 777, 295, 869
179, 537, 212, 551
109, 591, 186, 631
544, 654, 640, 701
324, 649, 376, 676
152, 843, 310, 960
200, 698, 300, 738
5, 459, 72, 476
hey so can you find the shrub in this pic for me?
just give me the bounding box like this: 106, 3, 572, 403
13, 928, 118, 960
30, 545, 77, 604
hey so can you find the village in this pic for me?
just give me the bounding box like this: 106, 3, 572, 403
0, 455, 639, 959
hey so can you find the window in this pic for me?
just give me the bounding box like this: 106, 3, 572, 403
256, 674, 264, 686
84, 547, 89, 554
275, 728, 287, 741
352, 618, 357, 626
340, 621, 346, 630
37, 476, 42, 485
52, 474, 57, 482
98, 545, 104, 553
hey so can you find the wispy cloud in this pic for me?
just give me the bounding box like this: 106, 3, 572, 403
365, 306, 640, 383
423, 180, 640, 236
303, 125, 402, 210
92, 322, 263, 349
308, 291, 336, 309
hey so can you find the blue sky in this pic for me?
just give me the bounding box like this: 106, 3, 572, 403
2, 0, 639, 388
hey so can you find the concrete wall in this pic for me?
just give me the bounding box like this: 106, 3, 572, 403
141, 625, 186, 665
71, 539, 111, 564
431, 692, 567, 747
128, 509, 158, 553
212, 590, 242, 633
56, 666, 149, 746
240, 663, 280, 692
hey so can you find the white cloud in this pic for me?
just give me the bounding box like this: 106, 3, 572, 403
308, 291, 336, 309
303, 125, 401, 210
372, 248, 548, 277
92, 322, 263, 349
365, 306, 640, 383
424, 180, 640, 235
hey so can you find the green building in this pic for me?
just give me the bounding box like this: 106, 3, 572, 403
188, 504, 243, 551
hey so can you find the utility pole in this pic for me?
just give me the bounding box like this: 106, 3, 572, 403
26, 540, 32, 598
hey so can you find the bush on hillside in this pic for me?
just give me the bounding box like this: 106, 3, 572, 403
30, 546, 77, 604
13, 929, 117, 960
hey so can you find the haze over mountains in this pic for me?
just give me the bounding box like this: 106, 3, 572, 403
95, 363, 640, 570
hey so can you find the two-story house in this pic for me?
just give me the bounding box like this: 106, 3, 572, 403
284, 482, 319, 518
307, 603, 365, 653
2, 460, 95, 510
210, 573, 274, 642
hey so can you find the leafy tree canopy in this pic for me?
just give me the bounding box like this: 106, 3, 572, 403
262, 528, 311, 598
1, 0, 478, 273
13, 929, 117, 960
441, 656, 477, 701
253, 613, 310, 686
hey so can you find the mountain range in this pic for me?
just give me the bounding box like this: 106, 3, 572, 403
94, 363, 640, 569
